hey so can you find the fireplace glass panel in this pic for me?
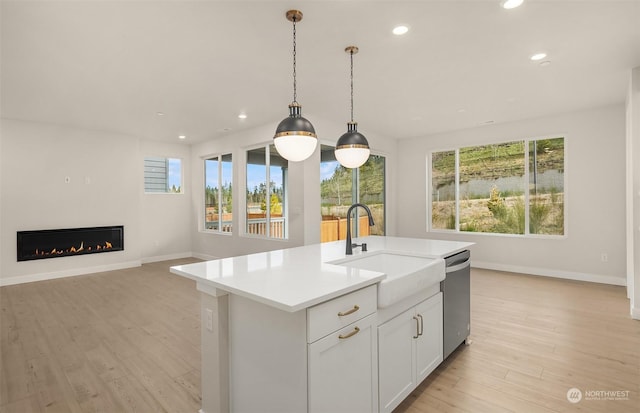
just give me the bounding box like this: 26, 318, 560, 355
17, 226, 124, 261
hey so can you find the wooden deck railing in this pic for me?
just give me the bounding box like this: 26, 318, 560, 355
246, 217, 285, 238
205, 214, 368, 242
205, 213, 233, 232
321, 216, 370, 243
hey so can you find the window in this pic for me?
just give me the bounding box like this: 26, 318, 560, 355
204, 154, 233, 232
431, 150, 456, 230
459, 141, 526, 234
529, 138, 565, 235
430, 137, 565, 236
246, 144, 288, 239
320, 144, 385, 243
144, 157, 182, 193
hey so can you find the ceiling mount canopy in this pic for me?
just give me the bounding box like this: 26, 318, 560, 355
335, 45, 371, 169
273, 9, 318, 162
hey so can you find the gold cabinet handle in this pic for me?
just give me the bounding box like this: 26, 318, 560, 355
337, 305, 360, 317
338, 326, 360, 340
413, 316, 420, 339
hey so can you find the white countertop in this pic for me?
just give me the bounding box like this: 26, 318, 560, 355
170, 236, 473, 312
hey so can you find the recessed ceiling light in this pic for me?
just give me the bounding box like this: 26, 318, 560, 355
457, 108, 466, 113
156, 112, 165, 116
238, 113, 247, 119
392, 25, 409, 35
178, 135, 186, 140
530, 53, 547, 61
502, 0, 524, 9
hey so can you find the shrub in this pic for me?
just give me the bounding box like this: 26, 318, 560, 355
446, 213, 456, 230
530, 198, 551, 234
487, 185, 507, 219
487, 187, 525, 234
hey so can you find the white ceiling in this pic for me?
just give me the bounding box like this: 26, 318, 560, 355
2, 1, 640, 144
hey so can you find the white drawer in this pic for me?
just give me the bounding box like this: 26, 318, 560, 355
307, 285, 377, 343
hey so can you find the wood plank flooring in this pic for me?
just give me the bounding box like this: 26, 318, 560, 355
1, 262, 638, 412
395, 268, 640, 413
0, 259, 202, 413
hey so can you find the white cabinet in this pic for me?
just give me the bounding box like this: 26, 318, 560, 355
308, 284, 378, 413
415, 294, 444, 382
308, 313, 378, 413
229, 285, 378, 413
378, 307, 415, 411
307, 284, 377, 343
378, 292, 443, 413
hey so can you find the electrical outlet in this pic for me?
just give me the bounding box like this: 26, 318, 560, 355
206, 308, 213, 331
601, 253, 608, 263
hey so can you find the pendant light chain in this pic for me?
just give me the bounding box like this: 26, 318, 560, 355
274, 10, 317, 163
350, 49, 354, 123
335, 44, 370, 169
292, 17, 297, 104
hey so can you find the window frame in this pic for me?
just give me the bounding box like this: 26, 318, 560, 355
427, 135, 567, 239
319, 143, 387, 241
244, 143, 289, 240
203, 152, 233, 234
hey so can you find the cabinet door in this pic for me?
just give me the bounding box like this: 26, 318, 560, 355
377, 307, 416, 413
308, 314, 378, 413
415, 293, 443, 383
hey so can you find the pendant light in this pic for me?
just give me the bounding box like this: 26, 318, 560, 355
335, 46, 370, 169
273, 10, 317, 162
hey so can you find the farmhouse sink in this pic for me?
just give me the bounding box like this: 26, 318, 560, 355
331, 251, 446, 308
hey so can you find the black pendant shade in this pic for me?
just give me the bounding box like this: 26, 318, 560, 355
335, 122, 371, 168
335, 46, 370, 168
336, 122, 368, 148
273, 10, 318, 162
274, 103, 317, 139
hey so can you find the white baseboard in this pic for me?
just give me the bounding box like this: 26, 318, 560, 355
0, 260, 142, 287
632, 306, 640, 320
0, 252, 215, 287
141, 251, 193, 264
192, 252, 220, 261
472, 261, 627, 286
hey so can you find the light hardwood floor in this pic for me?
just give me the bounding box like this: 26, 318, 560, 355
0, 259, 202, 413
1, 262, 638, 412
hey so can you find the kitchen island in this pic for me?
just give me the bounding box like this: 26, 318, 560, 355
170, 236, 473, 413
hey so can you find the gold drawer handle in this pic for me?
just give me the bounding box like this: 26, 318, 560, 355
337, 305, 360, 317
339, 326, 360, 340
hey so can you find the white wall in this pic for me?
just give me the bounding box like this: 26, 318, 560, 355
627, 67, 640, 319
0, 119, 192, 284
0, 115, 395, 284
0, 120, 3, 275
139, 140, 193, 263
190, 117, 397, 259
396, 105, 627, 285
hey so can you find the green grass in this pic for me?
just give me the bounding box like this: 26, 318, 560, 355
432, 137, 564, 189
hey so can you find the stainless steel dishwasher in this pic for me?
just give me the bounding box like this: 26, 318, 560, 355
441, 250, 471, 359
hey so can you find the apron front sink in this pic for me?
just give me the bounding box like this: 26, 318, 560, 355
330, 251, 446, 308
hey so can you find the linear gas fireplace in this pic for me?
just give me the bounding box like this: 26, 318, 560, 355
17, 226, 124, 262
